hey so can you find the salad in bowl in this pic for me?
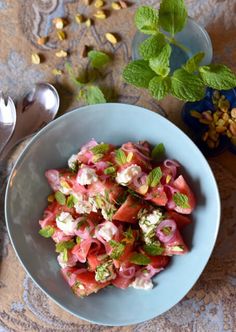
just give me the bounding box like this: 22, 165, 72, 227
39, 139, 195, 297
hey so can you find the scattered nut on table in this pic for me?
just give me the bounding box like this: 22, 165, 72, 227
105, 32, 118, 44
31, 53, 41, 64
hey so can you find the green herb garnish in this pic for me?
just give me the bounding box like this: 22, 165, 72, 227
55, 191, 66, 205
39, 226, 55, 238
65, 61, 107, 105
55, 240, 75, 253
66, 195, 75, 208
115, 149, 127, 165
88, 50, 111, 69
143, 243, 164, 256
62, 248, 68, 262
147, 167, 162, 187
129, 252, 151, 265
173, 192, 190, 209
151, 143, 165, 160
123, 1, 236, 102
104, 166, 116, 175
109, 240, 125, 259
91, 143, 110, 155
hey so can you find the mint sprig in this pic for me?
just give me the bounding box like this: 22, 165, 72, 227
159, 0, 187, 37
39, 226, 55, 238
147, 167, 163, 187
173, 192, 190, 209
129, 252, 151, 265
65, 56, 107, 105
135, 6, 159, 35
123, 2, 236, 102
88, 50, 111, 69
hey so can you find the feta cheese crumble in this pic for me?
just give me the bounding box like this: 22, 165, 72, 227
116, 164, 142, 185
98, 222, 118, 241
73, 193, 97, 214
139, 209, 163, 244
131, 276, 153, 290
56, 212, 77, 236
68, 154, 78, 170
76, 167, 98, 185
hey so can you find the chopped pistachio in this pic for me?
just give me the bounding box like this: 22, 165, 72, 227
111, 2, 121, 10
105, 32, 117, 44
37, 36, 48, 45
75, 13, 83, 24
93, 10, 107, 19
57, 30, 66, 41
85, 18, 92, 27
95, 0, 104, 8
53, 17, 65, 30
52, 69, 63, 76
47, 194, 55, 202
55, 50, 68, 58
31, 53, 41, 64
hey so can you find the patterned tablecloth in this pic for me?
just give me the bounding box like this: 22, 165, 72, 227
0, 1, 236, 331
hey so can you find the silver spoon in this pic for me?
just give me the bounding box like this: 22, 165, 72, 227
0, 93, 16, 154
0, 83, 59, 161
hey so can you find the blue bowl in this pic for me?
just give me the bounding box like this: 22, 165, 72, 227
5, 104, 220, 326
182, 88, 236, 156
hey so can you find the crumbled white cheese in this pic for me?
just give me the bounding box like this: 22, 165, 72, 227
57, 252, 76, 268
73, 193, 97, 214
56, 212, 77, 236
139, 209, 163, 244
131, 276, 153, 290
98, 222, 117, 241
59, 180, 71, 195
116, 164, 142, 185
76, 167, 98, 185
68, 154, 78, 170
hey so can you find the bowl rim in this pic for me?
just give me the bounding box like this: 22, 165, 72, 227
4, 103, 221, 326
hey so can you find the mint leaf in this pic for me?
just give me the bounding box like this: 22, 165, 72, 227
139, 33, 166, 60
109, 240, 125, 259
123, 60, 156, 88
159, 0, 187, 36
171, 68, 206, 101
66, 195, 74, 208
55, 240, 75, 253
115, 149, 127, 165
173, 192, 190, 209
199, 64, 236, 90
135, 6, 159, 35
55, 191, 66, 205
149, 76, 171, 100
151, 143, 165, 160
129, 252, 151, 265
147, 167, 163, 187
149, 44, 172, 77
65, 62, 84, 87
88, 50, 110, 69
104, 166, 116, 175
183, 52, 205, 73
143, 243, 164, 256
91, 143, 109, 155
62, 248, 68, 262
85, 86, 106, 104
39, 226, 55, 238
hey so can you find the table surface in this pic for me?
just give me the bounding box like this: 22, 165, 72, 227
0, 1, 236, 331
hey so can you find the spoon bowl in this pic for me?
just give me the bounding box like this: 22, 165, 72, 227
0, 93, 16, 154
0, 83, 59, 160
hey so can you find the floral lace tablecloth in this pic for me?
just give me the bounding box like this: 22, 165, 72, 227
0, 1, 236, 331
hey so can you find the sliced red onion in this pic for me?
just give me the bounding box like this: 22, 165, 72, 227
119, 265, 136, 279
80, 139, 98, 152
140, 265, 164, 281
156, 219, 177, 243
133, 142, 150, 153
94, 161, 108, 171
163, 159, 180, 179
45, 170, 60, 191
132, 172, 147, 188
164, 185, 179, 209
89, 239, 102, 254
39, 210, 54, 228
122, 145, 151, 161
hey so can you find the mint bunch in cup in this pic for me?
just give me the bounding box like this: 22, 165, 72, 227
123, 0, 236, 102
